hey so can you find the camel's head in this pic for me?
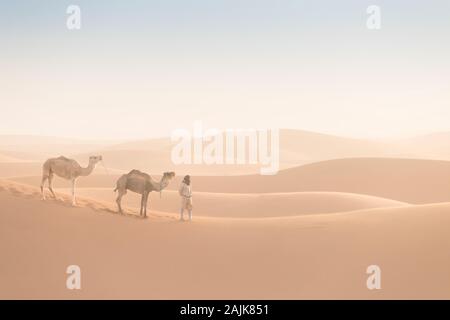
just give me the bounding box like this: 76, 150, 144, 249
89, 155, 103, 164
157, 172, 176, 198
160, 171, 176, 188
163, 171, 176, 181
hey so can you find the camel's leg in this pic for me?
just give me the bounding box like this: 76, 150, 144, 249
143, 193, 149, 218
40, 175, 48, 200
71, 179, 77, 206
140, 194, 145, 216
48, 172, 56, 198
116, 189, 125, 214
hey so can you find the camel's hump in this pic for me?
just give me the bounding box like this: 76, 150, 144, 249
56, 156, 70, 161
127, 169, 151, 179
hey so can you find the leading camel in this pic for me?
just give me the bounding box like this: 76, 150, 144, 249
40, 155, 103, 206
114, 170, 175, 217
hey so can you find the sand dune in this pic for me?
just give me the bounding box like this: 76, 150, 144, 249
155, 158, 450, 204
72, 150, 263, 175
0, 150, 44, 162
0, 179, 122, 215
69, 129, 419, 175
2, 178, 408, 218
0, 135, 120, 159
3, 129, 450, 177
10, 172, 118, 187
1, 180, 449, 299
278, 129, 407, 164
10, 157, 450, 204
0, 162, 45, 178
0, 153, 24, 163
57, 188, 409, 218
3, 132, 450, 299
4, 129, 450, 169
0, 162, 123, 179
400, 131, 450, 159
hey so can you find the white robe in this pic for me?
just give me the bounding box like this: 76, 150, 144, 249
179, 182, 192, 210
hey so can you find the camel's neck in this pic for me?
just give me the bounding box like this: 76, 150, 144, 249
154, 178, 170, 192
80, 162, 96, 176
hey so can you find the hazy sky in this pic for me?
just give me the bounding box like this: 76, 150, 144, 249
1, 0, 449, 139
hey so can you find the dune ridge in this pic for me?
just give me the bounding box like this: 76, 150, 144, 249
10, 157, 450, 204
58, 187, 410, 218
0, 179, 409, 218
0, 153, 23, 163
0, 179, 174, 220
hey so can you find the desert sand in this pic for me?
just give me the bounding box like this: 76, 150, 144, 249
1, 130, 450, 299
1, 180, 450, 299
56, 188, 409, 218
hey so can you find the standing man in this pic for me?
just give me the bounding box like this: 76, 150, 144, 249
179, 175, 193, 221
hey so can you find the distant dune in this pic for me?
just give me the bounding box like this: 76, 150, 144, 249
0, 162, 122, 179
72, 149, 263, 175
1, 180, 449, 299
0, 153, 24, 163
0, 162, 44, 178
0, 150, 45, 162
69, 129, 420, 175
0, 135, 119, 159
10, 157, 450, 204
3, 130, 450, 176
152, 158, 450, 204
399, 131, 450, 159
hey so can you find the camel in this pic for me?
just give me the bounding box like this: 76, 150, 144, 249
40, 155, 103, 206
114, 170, 176, 217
